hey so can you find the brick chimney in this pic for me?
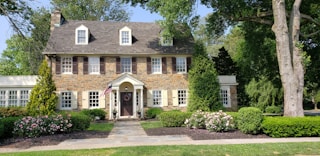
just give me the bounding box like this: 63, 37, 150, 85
50, 9, 65, 32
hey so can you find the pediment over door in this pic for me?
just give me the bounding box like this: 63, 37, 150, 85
111, 73, 144, 89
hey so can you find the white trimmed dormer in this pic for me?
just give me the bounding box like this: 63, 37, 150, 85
119, 26, 132, 46
75, 25, 89, 45
161, 36, 173, 46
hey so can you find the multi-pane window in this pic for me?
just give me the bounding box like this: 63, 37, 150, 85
178, 90, 187, 105
77, 30, 86, 44
89, 57, 100, 74
61, 92, 72, 109
176, 57, 186, 73
20, 90, 29, 107
0, 91, 6, 107
62, 57, 72, 73
220, 89, 229, 106
113, 92, 117, 104
152, 90, 162, 106
121, 58, 132, 73
121, 31, 129, 44
136, 91, 139, 106
89, 91, 99, 108
8, 91, 18, 107
151, 58, 161, 73
161, 36, 173, 46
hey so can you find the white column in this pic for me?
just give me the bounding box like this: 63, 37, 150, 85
133, 87, 136, 117
109, 90, 113, 119
140, 88, 144, 117
116, 88, 120, 117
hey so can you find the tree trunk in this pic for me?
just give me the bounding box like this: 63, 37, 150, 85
272, 0, 304, 116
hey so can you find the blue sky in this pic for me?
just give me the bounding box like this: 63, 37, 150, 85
0, 1, 212, 54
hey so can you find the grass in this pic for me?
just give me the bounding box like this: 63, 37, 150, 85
87, 122, 114, 131
140, 120, 163, 129
2, 142, 320, 156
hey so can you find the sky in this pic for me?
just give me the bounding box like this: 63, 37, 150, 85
0, 1, 212, 54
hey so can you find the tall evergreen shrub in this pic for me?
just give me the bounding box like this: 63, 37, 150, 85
27, 60, 58, 116
188, 42, 222, 112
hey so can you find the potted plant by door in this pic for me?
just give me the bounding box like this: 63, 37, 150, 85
112, 108, 117, 121
137, 109, 142, 119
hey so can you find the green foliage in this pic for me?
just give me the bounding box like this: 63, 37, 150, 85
81, 109, 107, 120
0, 117, 22, 138
226, 112, 239, 128
188, 42, 222, 112
0, 107, 27, 118
0, 121, 4, 138
262, 117, 320, 137
212, 47, 237, 75
145, 108, 163, 119
159, 111, 192, 127
265, 105, 282, 114
245, 77, 283, 111
237, 107, 263, 134
70, 112, 91, 131
27, 60, 58, 116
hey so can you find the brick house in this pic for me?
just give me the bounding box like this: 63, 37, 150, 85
43, 10, 237, 119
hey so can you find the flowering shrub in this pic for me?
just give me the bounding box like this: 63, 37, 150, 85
185, 110, 234, 132
13, 114, 72, 138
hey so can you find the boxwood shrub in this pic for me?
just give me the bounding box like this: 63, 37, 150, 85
262, 116, 320, 137
0, 107, 27, 118
0, 116, 22, 138
159, 111, 192, 127
237, 107, 263, 134
81, 109, 106, 120
226, 112, 239, 128
70, 112, 91, 131
146, 108, 163, 119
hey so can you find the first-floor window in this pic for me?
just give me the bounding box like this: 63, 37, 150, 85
8, 91, 18, 107
61, 92, 72, 109
20, 90, 29, 107
220, 89, 229, 107
178, 90, 187, 105
0, 91, 6, 107
152, 90, 162, 106
89, 91, 99, 108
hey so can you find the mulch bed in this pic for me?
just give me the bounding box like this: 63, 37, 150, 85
0, 125, 269, 149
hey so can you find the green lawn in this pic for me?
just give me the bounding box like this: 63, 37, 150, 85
87, 122, 114, 131
2, 142, 320, 156
140, 120, 162, 129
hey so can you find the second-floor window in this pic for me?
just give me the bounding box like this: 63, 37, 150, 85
89, 57, 100, 74
152, 58, 161, 73
121, 58, 132, 73
176, 57, 186, 73
62, 57, 72, 73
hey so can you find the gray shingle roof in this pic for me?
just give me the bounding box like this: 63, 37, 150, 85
44, 20, 194, 55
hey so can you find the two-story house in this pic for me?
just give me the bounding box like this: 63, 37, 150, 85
43, 10, 237, 120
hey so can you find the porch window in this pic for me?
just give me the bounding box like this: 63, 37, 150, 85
89, 91, 99, 108
61, 92, 72, 109
20, 90, 29, 107
152, 90, 162, 106
8, 91, 18, 107
0, 91, 5, 107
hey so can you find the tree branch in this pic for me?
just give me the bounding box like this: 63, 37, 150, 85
0, 4, 26, 39
300, 30, 320, 38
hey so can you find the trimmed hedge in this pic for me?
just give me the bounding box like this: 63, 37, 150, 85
159, 111, 192, 127
0, 116, 22, 138
0, 107, 27, 118
70, 112, 91, 131
146, 108, 163, 119
237, 107, 263, 134
81, 109, 106, 120
226, 112, 239, 128
262, 116, 320, 137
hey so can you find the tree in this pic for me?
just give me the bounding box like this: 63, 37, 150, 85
124, 0, 320, 116
52, 0, 130, 21
188, 42, 222, 112
27, 60, 58, 116
212, 47, 237, 75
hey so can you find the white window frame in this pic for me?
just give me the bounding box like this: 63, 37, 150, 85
220, 86, 231, 108
20, 90, 29, 107
0, 90, 6, 107
151, 57, 162, 74
0, 89, 31, 107
89, 91, 99, 108
121, 57, 132, 73
89, 57, 100, 74
61, 91, 72, 109
61, 57, 73, 74
75, 25, 89, 45
152, 90, 162, 107
177, 90, 187, 106
161, 36, 173, 46
176, 57, 187, 73
119, 26, 132, 46
8, 90, 18, 107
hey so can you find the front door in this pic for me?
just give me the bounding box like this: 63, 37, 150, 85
120, 92, 133, 116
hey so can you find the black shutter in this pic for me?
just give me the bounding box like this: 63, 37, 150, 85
147, 57, 151, 74
100, 57, 105, 74
83, 57, 88, 75
132, 57, 137, 74
116, 57, 121, 74
162, 57, 167, 74
72, 57, 78, 74
187, 57, 192, 72
172, 57, 176, 74
55, 57, 61, 74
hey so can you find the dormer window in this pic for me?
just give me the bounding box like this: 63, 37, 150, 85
119, 26, 132, 45
75, 25, 89, 45
161, 36, 173, 46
